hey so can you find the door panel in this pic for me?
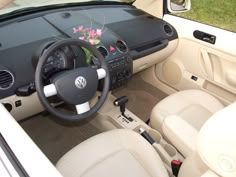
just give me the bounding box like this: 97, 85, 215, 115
156, 15, 236, 104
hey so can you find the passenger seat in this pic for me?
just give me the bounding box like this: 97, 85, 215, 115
149, 89, 224, 157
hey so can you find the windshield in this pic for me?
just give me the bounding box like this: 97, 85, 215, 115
0, 0, 135, 15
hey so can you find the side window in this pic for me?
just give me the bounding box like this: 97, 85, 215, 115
173, 0, 236, 32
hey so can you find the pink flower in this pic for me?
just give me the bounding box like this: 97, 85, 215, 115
73, 26, 83, 33
96, 29, 102, 37
85, 28, 91, 32
89, 30, 96, 37
73, 27, 78, 33
78, 25, 83, 31
79, 36, 85, 40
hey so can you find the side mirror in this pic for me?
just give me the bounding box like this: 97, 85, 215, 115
167, 0, 191, 13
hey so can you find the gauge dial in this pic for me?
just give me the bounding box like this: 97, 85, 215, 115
43, 49, 67, 76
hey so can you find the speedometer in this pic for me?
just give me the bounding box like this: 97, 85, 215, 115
32, 43, 78, 79
43, 49, 67, 77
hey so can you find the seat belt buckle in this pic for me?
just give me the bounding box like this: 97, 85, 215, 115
171, 160, 182, 176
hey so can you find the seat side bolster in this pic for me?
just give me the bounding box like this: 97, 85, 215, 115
163, 115, 198, 157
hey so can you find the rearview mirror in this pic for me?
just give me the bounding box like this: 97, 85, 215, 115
167, 0, 191, 13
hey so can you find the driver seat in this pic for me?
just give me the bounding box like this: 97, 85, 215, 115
56, 129, 169, 177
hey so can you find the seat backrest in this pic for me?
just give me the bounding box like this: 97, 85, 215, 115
179, 102, 236, 177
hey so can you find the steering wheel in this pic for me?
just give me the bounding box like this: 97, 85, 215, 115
35, 39, 110, 121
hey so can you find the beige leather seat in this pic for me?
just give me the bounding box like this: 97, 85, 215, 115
57, 102, 236, 177
56, 129, 169, 177
150, 89, 224, 157
179, 102, 236, 177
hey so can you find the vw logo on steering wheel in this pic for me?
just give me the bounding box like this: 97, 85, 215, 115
75, 76, 87, 89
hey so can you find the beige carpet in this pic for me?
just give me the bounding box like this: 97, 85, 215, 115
112, 75, 167, 122
20, 113, 100, 164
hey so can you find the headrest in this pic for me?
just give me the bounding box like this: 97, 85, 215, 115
197, 102, 236, 177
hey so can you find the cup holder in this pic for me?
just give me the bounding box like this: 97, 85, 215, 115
163, 143, 177, 157
148, 129, 162, 144
135, 127, 179, 162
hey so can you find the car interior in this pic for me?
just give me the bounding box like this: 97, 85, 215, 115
0, 0, 236, 177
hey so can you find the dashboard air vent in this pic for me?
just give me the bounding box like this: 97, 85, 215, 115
0, 70, 14, 90
97, 46, 108, 58
163, 24, 173, 36
116, 40, 128, 53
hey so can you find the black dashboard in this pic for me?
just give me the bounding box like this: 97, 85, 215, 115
0, 4, 177, 99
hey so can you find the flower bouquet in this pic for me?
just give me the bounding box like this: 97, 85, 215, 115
73, 25, 102, 64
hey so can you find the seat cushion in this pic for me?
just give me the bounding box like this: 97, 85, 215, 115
150, 89, 224, 157
56, 129, 169, 177
197, 102, 236, 177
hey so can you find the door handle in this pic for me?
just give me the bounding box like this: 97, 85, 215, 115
193, 30, 216, 44
200, 49, 213, 79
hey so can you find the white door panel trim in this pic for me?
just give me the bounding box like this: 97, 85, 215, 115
0, 104, 62, 177
155, 15, 236, 105
0, 146, 19, 177
164, 14, 236, 57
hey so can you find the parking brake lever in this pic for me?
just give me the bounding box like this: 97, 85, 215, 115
113, 96, 133, 122
139, 128, 155, 145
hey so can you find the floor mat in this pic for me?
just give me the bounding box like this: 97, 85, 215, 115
20, 113, 101, 164
112, 74, 167, 122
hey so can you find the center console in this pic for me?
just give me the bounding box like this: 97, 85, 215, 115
90, 93, 184, 177
107, 55, 133, 90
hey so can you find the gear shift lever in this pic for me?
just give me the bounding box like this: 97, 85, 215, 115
114, 96, 133, 122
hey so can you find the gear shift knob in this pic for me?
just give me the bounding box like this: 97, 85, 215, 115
114, 96, 128, 115
114, 96, 128, 107
114, 96, 133, 122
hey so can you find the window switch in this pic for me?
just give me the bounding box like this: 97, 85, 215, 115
191, 75, 198, 81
